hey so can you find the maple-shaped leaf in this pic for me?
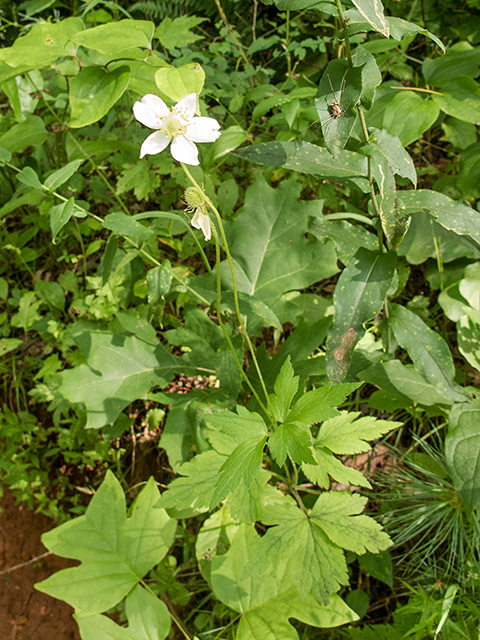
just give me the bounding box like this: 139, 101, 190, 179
36, 472, 175, 616
287, 382, 360, 425
75, 584, 170, 640
269, 357, 299, 422
210, 524, 357, 640
316, 411, 400, 455
58, 329, 196, 428
220, 176, 339, 310
249, 493, 390, 604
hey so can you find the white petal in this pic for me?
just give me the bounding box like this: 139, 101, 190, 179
142, 94, 170, 116
191, 209, 211, 241
186, 117, 221, 143
139, 131, 170, 158
133, 94, 169, 128
175, 93, 197, 121
171, 135, 199, 165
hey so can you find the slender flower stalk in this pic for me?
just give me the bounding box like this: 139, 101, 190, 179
181, 163, 272, 414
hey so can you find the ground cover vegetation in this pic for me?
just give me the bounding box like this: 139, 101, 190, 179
1, 0, 480, 637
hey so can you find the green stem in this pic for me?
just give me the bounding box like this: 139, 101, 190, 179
181, 163, 272, 413
211, 222, 268, 412
357, 108, 384, 250
334, 0, 353, 66
73, 217, 88, 282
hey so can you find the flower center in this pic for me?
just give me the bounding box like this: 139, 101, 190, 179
158, 108, 189, 138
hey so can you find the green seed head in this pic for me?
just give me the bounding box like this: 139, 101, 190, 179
184, 186, 208, 211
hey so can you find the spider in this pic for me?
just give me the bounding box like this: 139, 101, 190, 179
327, 74, 347, 120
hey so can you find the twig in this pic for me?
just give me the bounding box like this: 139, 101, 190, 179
0, 551, 52, 576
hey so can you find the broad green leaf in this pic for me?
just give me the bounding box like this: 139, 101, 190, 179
50, 197, 75, 243
76, 584, 170, 640
196, 506, 240, 585
220, 176, 339, 310
388, 303, 469, 404
36, 473, 175, 615
369, 128, 416, 187
316, 61, 361, 157
35, 280, 65, 311
58, 330, 187, 428
72, 20, 154, 54
0, 18, 83, 82
155, 63, 205, 103
459, 263, 480, 310
205, 404, 269, 448
365, 89, 439, 147
147, 261, 172, 306
387, 17, 444, 52
458, 307, 480, 373
353, 46, 382, 110
458, 143, 480, 199
17, 166, 43, 190
102, 234, 119, 286
69, 66, 130, 128
432, 77, 480, 126
233, 141, 369, 186
446, 401, 480, 513
358, 550, 393, 587
0, 146, 11, 164
287, 382, 360, 425
211, 436, 268, 507
211, 525, 357, 640
398, 190, 480, 250
351, 0, 389, 37
309, 217, 377, 265
361, 144, 409, 248
303, 446, 371, 489
0, 337, 23, 356
0, 115, 46, 153
269, 422, 315, 466
325, 248, 396, 383
202, 125, 249, 165
157, 450, 226, 518
269, 357, 299, 422
44, 159, 85, 192
310, 492, 390, 556
423, 50, 480, 86
103, 211, 151, 242
316, 411, 399, 455
9, 291, 41, 331
252, 493, 389, 603
360, 360, 454, 407
154, 15, 206, 50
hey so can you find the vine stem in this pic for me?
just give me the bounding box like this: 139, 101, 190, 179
180, 163, 272, 415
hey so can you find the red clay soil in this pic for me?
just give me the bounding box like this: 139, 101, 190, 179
0, 488, 80, 640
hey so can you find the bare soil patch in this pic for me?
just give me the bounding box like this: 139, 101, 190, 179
0, 489, 80, 640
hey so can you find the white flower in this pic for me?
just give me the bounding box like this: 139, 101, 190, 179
190, 208, 211, 241
132, 93, 221, 166
184, 186, 211, 241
